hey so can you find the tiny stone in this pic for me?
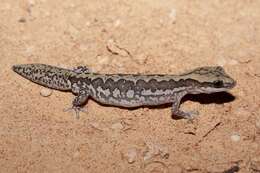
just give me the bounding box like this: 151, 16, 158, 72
67, 25, 79, 38
217, 57, 227, 66
229, 59, 238, 65
123, 148, 137, 164
144, 150, 154, 161
159, 19, 164, 25
230, 134, 240, 142
68, 3, 75, 8
106, 39, 130, 57
18, 17, 26, 23
256, 120, 260, 129
40, 88, 52, 97
25, 46, 34, 56
89, 122, 105, 131
169, 8, 176, 23
96, 55, 109, 64
250, 157, 260, 171
233, 107, 250, 116
159, 145, 169, 159
237, 90, 246, 97
150, 168, 164, 173
143, 161, 168, 173
114, 19, 121, 27
143, 142, 169, 161
28, 0, 35, 6
43, 11, 50, 17
85, 21, 91, 27
111, 122, 124, 131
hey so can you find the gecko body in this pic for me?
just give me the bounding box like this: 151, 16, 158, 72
12, 64, 236, 119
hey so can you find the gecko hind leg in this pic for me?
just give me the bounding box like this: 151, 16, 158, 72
172, 104, 199, 119
64, 94, 89, 119
171, 93, 199, 119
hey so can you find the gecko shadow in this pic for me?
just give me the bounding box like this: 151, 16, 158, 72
181, 91, 235, 105
86, 91, 235, 120
173, 92, 235, 120
146, 91, 235, 120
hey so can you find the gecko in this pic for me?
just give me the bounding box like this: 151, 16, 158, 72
12, 64, 236, 119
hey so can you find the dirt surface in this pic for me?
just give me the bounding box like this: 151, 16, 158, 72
1, 0, 260, 172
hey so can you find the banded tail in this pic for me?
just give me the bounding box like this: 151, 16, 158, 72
12, 64, 72, 90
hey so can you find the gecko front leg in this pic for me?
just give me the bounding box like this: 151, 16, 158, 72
171, 92, 198, 119
65, 85, 89, 118
72, 91, 89, 118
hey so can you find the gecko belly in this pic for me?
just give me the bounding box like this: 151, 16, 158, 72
90, 88, 177, 107
91, 95, 174, 107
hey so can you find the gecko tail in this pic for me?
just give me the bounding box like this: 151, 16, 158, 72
12, 64, 72, 90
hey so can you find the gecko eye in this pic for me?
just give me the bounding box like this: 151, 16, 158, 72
213, 80, 223, 88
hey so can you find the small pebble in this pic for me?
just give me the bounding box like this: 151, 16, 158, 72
114, 19, 121, 27
106, 39, 130, 57
143, 142, 169, 161
250, 157, 260, 171
159, 145, 169, 159
40, 88, 52, 97
229, 59, 238, 65
144, 161, 168, 173
67, 25, 79, 39
96, 55, 109, 65
256, 120, 260, 129
123, 148, 137, 164
217, 57, 227, 66
28, 0, 35, 6
111, 122, 124, 131
18, 17, 26, 23
89, 122, 107, 131
233, 107, 250, 116
230, 134, 240, 142
144, 150, 154, 161
43, 11, 50, 17
85, 21, 91, 27
169, 8, 177, 23
217, 57, 238, 66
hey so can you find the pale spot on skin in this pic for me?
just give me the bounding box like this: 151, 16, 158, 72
72, 83, 80, 93
113, 88, 121, 98
126, 90, 134, 98
96, 86, 111, 97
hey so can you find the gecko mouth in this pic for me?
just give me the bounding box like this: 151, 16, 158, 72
200, 82, 236, 93
224, 80, 236, 89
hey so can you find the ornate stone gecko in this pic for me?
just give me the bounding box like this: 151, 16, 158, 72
12, 64, 236, 119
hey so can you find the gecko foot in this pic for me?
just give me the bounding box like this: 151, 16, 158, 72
63, 106, 87, 119
172, 110, 199, 120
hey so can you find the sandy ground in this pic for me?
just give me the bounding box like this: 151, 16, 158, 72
1, 0, 260, 172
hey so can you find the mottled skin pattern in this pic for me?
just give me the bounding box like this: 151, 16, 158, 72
12, 64, 236, 119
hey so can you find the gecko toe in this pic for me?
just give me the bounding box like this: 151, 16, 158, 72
63, 106, 87, 119
172, 110, 199, 120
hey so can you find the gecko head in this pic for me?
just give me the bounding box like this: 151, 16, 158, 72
186, 66, 236, 94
